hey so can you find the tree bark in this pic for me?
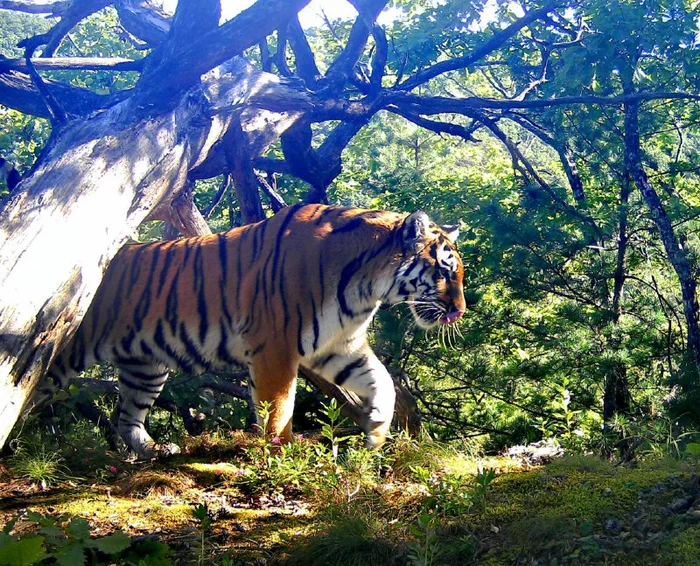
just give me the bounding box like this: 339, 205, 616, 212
0, 58, 308, 450
624, 99, 700, 376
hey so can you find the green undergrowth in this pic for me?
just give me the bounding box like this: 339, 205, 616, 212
2, 416, 700, 565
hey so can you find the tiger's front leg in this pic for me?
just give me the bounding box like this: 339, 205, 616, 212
249, 355, 299, 444
310, 345, 396, 447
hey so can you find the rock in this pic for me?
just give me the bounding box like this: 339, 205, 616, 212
686, 509, 700, 522
602, 488, 612, 497
668, 497, 694, 514
605, 519, 622, 535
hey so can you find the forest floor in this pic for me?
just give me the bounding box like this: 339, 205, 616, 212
0, 431, 699, 565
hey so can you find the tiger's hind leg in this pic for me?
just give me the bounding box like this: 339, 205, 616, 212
114, 363, 180, 459
310, 345, 396, 448
249, 356, 299, 444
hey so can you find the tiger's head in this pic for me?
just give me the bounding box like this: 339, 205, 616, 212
388, 211, 467, 329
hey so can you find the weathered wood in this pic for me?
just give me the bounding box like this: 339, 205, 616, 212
0, 58, 309, 450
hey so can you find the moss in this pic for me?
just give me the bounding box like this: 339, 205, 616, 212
661, 524, 700, 565
4, 433, 699, 565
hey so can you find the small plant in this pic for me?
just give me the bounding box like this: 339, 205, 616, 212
472, 465, 496, 513
318, 399, 352, 464
10, 443, 73, 489
407, 510, 441, 566
191, 503, 212, 566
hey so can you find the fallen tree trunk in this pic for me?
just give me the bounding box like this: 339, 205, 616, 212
0, 58, 308, 450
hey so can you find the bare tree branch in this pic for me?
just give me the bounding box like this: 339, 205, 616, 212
324, 0, 388, 87
0, 70, 124, 118
134, 0, 312, 106
286, 15, 320, 85
0, 56, 144, 73
18, 0, 111, 57
114, 0, 171, 47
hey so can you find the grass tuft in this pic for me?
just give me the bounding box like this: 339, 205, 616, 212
282, 515, 400, 566
10, 444, 73, 487
116, 468, 195, 496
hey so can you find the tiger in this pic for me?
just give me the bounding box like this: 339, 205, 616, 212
44, 204, 466, 458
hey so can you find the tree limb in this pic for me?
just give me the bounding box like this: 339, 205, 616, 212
0, 70, 126, 119
286, 15, 320, 85
114, 0, 171, 47
397, 1, 558, 91
17, 0, 111, 57
0, 56, 144, 73
134, 0, 312, 107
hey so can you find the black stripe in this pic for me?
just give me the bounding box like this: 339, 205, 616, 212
140, 340, 153, 357
69, 333, 85, 371
183, 239, 193, 266
217, 322, 237, 365
218, 233, 228, 283
314, 206, 337, 226
119, 374, 161, 394
132, 400, 155, 411
310, 294, 319, 351
127, 246, 146, 293
194, 248, 209, 344
252, 219, 267, 262
251, 343, 265, 356
331, 216, 364, 234
219, 235, 233, 327
96, 265, 127, 349
165, 270, 181, 334
429, 243, 438, 260
313, 353, 336, 368
280, 253, 290, 331
335, 357, 367, 386
235, 228, 247, 313
260, 249, 274, 314
337, 252, 367, 317
154, 321, 190, 371
134, 280, 153, 333
157, 244, 177, 297
120, 328, 136, 355
271, 204, 303, 292
119, 368, 166, 381
296, 304, 305, 357
180, 322, 210, 370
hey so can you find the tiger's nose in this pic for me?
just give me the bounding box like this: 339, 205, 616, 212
440, 308, 464, 325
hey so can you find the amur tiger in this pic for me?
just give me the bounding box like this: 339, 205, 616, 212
44, 204, 466, 458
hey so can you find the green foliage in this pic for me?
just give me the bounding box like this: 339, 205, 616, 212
0, 513, 131, 566
318, 399, 353, 464
282, 515, 398, 566
0, 11, 50, 58
9, 443, 73, 489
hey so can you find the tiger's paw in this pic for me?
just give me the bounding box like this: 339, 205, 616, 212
153, 443, 181, 459
136, 442, 181, 460
364, 419, 391, 449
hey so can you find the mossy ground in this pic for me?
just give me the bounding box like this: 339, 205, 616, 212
1, 432, 699, 565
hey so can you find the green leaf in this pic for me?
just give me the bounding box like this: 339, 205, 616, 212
55, 542, 86, 566
66, 518, 90, 541
0, 536, 47, 566
91, 531, 130, 555
684, 443, 700, 457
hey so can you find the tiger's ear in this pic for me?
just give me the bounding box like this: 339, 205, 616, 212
441, 224, 460, 243
402, 210, 431, 251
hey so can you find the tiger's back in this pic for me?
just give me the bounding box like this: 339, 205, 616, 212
48, 204, 466, 458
